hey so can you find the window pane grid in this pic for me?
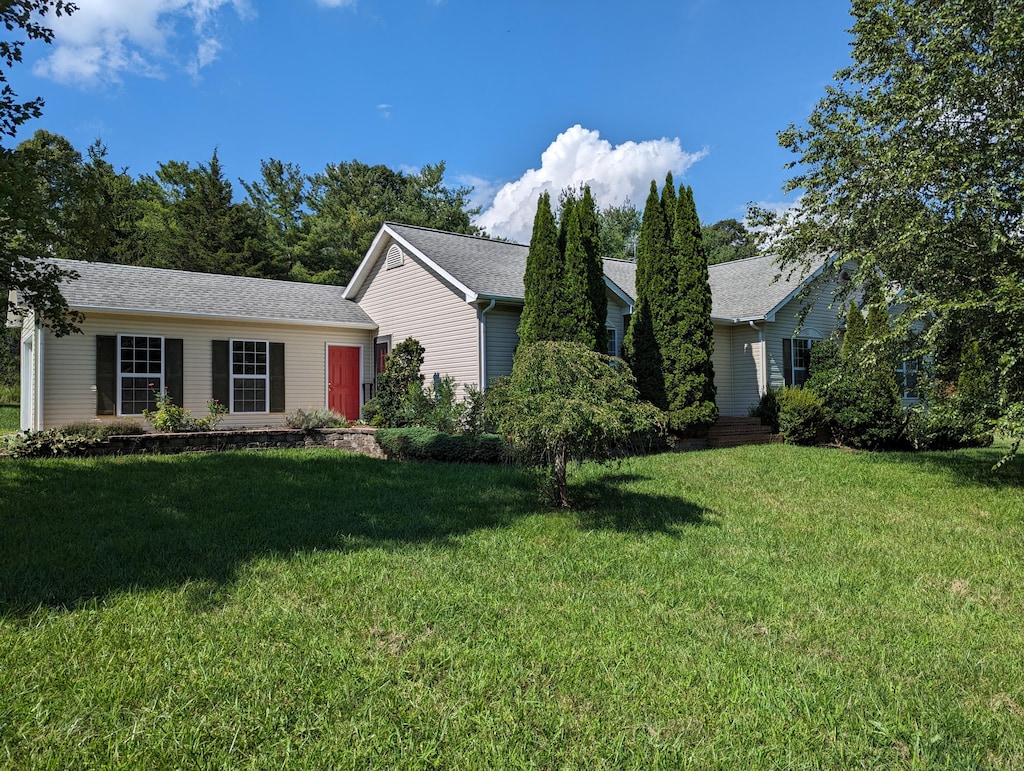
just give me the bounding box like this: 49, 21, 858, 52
230, 340, 269, 412
118, 336, 163, 415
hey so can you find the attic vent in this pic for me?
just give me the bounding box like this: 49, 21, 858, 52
385, 244, 405, 270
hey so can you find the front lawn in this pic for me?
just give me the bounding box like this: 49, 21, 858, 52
0, 404, 17, 434
1, 445, 1022, 768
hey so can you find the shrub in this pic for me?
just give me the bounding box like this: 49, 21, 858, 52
143, 389, 227, 432
2, 428, 101, 458
375, 338, 425, 428
60, 420, 145, 440
361, 398, 382, 426
907, 402, 993, 451
748, 388, 781, 433
401, 376, 462, 433
777, 386, 826, 446
375, 427, 507, 464
284, 407, 347, 430
487, 341, 664, 507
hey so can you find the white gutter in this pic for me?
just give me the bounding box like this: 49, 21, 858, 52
749, 320, 766, 397
478, 299, 496, 390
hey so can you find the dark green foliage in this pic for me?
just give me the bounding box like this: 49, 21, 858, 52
553, 187, 607, 352
487, 341, 664, 508
0, 327, 18, 392
776, 386, 826, 446
701, 218, 758, 264
518, 193, 564, 347
908, 341, 995, 450
374, 427, 506, 464
401, 376, 465, 434
748, 388, 781, 433
284, 408, 347, 430
666, 186, 717, 437
58, 420, 146, 439
813, 303, 905, 450
660, 172, 677, 238
623, 181, 670, 408
373, 338, 425, 428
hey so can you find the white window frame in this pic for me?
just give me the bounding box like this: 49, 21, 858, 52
117, 334, 164, 416
606, 327, 618, 358
896, 356, 920, 401
230, 338, 270, 414
791, 337, 812, 387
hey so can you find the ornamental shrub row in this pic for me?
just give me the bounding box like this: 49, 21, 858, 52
374, 427, 507, 464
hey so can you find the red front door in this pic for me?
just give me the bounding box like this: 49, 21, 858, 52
327, 346, 361, 421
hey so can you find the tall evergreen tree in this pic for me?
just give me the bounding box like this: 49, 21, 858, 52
623, 181, 670, 408
666, 186, 717, 435
578, 186, 607, 353
661, 171, 677, 240
518, 192, 564, 347
841, 301, 866, 366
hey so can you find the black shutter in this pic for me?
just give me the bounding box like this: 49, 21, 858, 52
269, 342, 285, 413
212, 340, 230, 408
782, 338, 793, 388
96, 335, 117, 415
165, 338, 184, 407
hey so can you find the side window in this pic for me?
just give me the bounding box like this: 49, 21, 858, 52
119, 334, 163, 415
791, 338, 811, 387
231, 339, 269, 413
606, 327, 618, 358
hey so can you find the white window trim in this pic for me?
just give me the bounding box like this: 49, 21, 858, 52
117, 333, 164, 416
896, 357, 920, 401
791, 336, 812, 387
230, 338, 270, 414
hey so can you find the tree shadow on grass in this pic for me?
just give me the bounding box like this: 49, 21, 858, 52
569, 473, 716, 533
0, 452, 540, 617
879, 445, 1024, 490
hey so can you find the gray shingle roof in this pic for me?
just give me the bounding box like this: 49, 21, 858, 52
49, 259, 376, 327
385, 223, 529, 299
386, 224, 822, 321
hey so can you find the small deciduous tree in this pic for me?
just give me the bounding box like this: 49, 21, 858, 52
487, 341, 663, 508
370, 337, 424, 428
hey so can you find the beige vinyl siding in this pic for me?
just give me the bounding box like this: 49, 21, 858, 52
484, 305, 520, 383
354, 239, 481, 393
729, 323, 764, 416
40, 312, 373, 429
710, 324, 734, 416
605, 293, 630, 358
765, 285, 843, 391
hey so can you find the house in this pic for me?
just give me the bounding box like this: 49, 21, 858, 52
13, 222, 844, 431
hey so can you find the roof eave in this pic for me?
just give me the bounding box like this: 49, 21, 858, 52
69, 305, 379, 329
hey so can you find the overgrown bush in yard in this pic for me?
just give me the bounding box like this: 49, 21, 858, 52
400, 376, 488, 434
3, 420, 146, 457
487, 340, 664, 508
284, 407, 347, 430
908, 342, 995, 450
372, 337, 425, 427
59, 420, 145, 440
374, 427, 506, 464
777, 386, 826, 446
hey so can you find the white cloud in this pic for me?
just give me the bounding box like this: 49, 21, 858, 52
475, 125, 707, 243
33, 0, 251, 85
377, 103, 393, 119
314, 0, 357, 6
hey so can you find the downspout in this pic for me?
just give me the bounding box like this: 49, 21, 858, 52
749, 320, 766, 397
35, 321, 44, 431
478, 299, 496, 391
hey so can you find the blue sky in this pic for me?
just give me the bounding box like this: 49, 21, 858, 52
12, 0, 854, 243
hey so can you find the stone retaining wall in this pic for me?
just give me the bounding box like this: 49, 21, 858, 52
99, 426, 384, 459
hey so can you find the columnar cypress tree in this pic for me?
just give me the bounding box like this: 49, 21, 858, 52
579, 185, 607, 353
661, 172, 677, 240
666, 185, 717, 435
623, 181, 670, 408
521, 187, 608, 353
518, 192, 563, 347
841, 301, 866, 366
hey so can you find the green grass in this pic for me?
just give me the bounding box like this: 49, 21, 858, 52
1, 446, 1022, 768
0, 405, 17, 434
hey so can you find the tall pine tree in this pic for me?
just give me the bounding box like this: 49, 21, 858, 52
666, 185, 717, 435
661, 171, 677, 240
623, 181, 671, 408
518, 192, 564, 347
